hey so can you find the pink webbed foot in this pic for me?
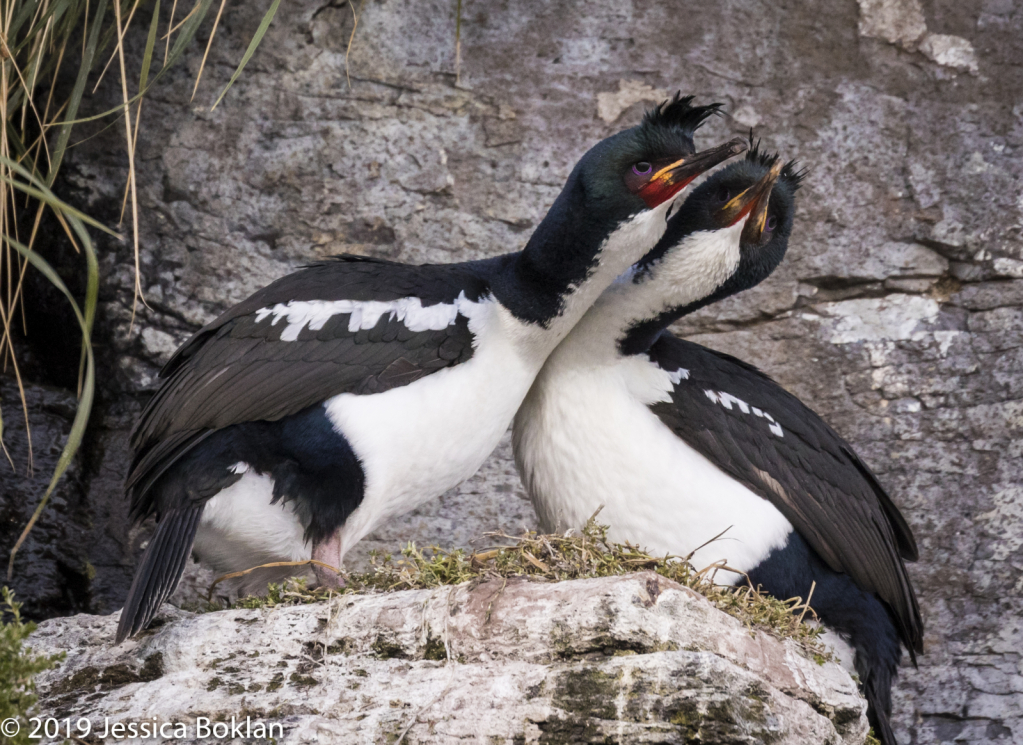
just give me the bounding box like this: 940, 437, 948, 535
311, 531, 346, 590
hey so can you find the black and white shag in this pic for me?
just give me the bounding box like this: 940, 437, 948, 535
513, 146, 922, 745
117, 95, 746, 642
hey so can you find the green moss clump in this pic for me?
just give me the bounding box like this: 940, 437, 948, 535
1, 588, 64, 745
667, 700, 701, 728
226, 520, 829, 659
550, 668, 619, 720
422, 636, 447, 661
370, 636, 408, 660
288, 672, 318, 687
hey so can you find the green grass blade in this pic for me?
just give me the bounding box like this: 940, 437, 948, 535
48, 0, 110, 186
0, 156, 120, 237
139, 0, 162, 92
0, 175, 118, 236
4, 230, 96, 581
52, 0, 88, 55
4, 121, 29, 161
51, 0, 215, 128
7, 0, 44, 45
0, 157, 102, 578
77, 218, 99, 397
10, 0, 69, 55
211, 0, 280, 110
67, 208, 100, 392
0, 155, 108, 391
166, 0, 215, 71
8, 2, 83, 100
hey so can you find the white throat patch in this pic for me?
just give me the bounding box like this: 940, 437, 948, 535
551, 200, 675, 339
652, 221, 744, 311
551, 221, 745, 364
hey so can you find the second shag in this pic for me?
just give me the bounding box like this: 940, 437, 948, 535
513, 146, 922, 745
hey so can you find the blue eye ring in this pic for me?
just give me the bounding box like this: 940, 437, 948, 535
632, 162, 653, 176
765, 215, 778, 232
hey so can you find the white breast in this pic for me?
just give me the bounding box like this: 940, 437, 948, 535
513, 354, 793, 578
194, 470, 313, 591
325, 300, 539, 556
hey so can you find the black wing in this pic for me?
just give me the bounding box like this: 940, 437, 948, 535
128, 254, 498, 518
647, 333, 923, 657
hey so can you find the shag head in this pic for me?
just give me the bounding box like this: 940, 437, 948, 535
576, 94, 747, 214
639, 138, 804, 282
691, 139, 804, 287
517, 94, 748, 315
619, 142, 804, 354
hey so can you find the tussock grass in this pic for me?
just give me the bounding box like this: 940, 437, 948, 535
2, 0, 280, 579
229, 519, 830, 661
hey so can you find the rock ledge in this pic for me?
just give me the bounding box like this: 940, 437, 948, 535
32, 572, 867, 743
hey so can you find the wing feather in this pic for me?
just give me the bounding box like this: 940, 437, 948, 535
648, 333, 923, 657
129, 256, 490, 522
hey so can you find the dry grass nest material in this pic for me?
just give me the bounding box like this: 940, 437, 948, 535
228, 519, 831, 663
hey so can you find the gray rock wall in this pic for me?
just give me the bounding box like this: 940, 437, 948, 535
2, 0, 1021, 742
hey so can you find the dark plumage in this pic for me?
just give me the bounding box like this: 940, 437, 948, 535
646, 337, 921, 744
648, 337, 922, 648
748, 533, 905, 745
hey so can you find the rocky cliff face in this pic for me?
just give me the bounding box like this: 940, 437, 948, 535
2, 0, 1022, 742
31, 573, 868, 744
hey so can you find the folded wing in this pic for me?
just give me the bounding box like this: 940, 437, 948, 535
128, 255, 493, 522
647, 333, 922, 658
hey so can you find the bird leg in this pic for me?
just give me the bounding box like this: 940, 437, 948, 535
311, 531, 346, 589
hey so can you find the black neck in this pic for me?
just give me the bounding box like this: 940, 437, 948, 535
489, 174, 626, 327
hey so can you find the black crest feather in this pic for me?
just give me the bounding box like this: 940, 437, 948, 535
744, 131, 807, 191
643, 92, 722, 134
745, 133, 778, 169
782, 160, 809, 190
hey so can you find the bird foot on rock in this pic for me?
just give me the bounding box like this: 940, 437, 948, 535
311, 532, 345, 589
312, 561, 346, 590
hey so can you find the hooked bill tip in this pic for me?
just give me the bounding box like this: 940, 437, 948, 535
727, 138, 749, 155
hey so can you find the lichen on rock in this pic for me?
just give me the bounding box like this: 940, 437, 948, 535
31, 573, 867, 744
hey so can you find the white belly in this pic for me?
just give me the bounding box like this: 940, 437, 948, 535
194, 471, 312, 588
325, 303, 538, 555
196, 301, 540, 572
514, 355, 793, 577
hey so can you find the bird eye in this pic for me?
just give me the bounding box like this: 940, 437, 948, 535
632, 162, 653, 176
715, 185, 731, 203
765, 215, 778, 232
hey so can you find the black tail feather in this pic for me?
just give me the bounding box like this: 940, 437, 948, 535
866, 680, 897, 745
115, 507, 203, 643
745, 532, 905, 744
